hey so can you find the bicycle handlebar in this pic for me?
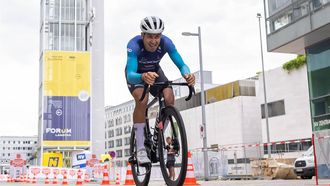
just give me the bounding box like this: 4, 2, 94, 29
139, 81, 195, 102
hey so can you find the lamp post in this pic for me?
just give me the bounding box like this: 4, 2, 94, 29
182, 26, 209, 180
257, 13, 271, 158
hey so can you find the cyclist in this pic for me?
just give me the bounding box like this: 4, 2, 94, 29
125, 16, 195, 165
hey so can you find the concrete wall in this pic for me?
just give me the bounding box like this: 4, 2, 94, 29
258, 65, 312, 143
91, 0, 105, 156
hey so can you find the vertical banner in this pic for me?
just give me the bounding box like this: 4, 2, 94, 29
43, 51, 91, 147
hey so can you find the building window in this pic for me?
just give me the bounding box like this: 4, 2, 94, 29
108, 140, 114, 148
124, 149, 130, 157
261, 100, 285, 118
124, 114, 132, 123
124, 126, 131, 134
116, 150, 123, 158
116, 117, 123, 126
124, 137, 130, 146
116, 139, 122, 147
107, 119, 114, 128
116, 128, 122, 136
115, 160, 123, 167
263, 139, 312, 154
108, 130, 114, 138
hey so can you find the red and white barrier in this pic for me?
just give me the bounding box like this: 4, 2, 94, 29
197, 135, 330, 151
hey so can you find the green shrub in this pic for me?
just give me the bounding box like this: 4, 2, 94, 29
282, 55, 306, 72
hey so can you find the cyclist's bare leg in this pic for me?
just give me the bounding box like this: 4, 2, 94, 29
132, 88, 148, 123
131, 88, 151, 165
163, 87, 174, 106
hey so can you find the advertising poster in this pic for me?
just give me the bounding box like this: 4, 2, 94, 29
72, 151, 87, 168
42, 51, 91, 147
42, 152, 63, 167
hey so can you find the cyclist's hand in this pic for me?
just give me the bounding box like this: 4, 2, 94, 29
184, 73, 195, 86
142, 72, 159, 85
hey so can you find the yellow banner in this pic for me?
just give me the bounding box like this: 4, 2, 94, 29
43, 51, 90, 97
43, 141, 91, 147
206, 81, 240, 103
42, 152, 63, 167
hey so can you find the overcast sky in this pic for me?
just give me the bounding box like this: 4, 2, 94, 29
0, 0, 295, 136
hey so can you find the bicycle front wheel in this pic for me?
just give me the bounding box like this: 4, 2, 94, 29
129, 129, 151, 186
158, 105, 188, 186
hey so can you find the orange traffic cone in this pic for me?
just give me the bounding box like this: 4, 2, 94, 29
52, 174, 58, 184
6, 175, 11, 183
76, 170, 83, 185
62, 174, 68, 185
123, 163, 135, 185
183, 151, 200, 185
84, 172, 90, 183
115, 173, 120, 185
25, 174, 30, 183
44, 174, 50, 184
31, 175, 37, 184
101, 165, 110, 185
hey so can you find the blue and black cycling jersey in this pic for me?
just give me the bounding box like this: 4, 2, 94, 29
125, 35, 190, 84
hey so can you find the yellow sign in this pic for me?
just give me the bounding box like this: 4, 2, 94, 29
100, 154, 112, 162
43, 51, 90, 97
43, 152, 63, 167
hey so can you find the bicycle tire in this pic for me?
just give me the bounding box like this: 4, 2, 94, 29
158, 105, 188, 186
129, 129, 151, 186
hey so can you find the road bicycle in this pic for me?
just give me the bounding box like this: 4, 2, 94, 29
128, 81, 195, 186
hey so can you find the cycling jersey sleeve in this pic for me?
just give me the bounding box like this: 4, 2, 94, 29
126, 42, 143, 84
164, 36, 191, 76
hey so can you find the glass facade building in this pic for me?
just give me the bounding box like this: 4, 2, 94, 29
265, 0, 330, 179
39, 0, 104, 166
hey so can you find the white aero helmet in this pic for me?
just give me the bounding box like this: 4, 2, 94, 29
140, 16, 164, 34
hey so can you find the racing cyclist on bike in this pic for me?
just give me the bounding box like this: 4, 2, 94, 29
125, 16, 195, 165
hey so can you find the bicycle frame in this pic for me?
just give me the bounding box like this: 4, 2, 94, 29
141, 81, 195, 163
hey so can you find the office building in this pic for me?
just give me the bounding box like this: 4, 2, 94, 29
265, 0, 330, 178
0, 136, 38, 174
38, 0, 104, 166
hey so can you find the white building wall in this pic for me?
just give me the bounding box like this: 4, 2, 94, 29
259, 65, 312, 143
181, 96, 261, 159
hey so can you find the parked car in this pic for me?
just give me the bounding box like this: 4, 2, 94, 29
294, 146, 315, 179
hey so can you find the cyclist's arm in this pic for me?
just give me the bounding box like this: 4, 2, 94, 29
126, 52, 143, 84
168, 49, 190, 76
164, 36, 191, 76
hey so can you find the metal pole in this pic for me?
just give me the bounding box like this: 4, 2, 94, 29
198, 26, 209, 180
257, 13, 271, 158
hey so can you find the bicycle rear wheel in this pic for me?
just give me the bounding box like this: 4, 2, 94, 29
158, 106, 188, 186
129, 129, 151, 186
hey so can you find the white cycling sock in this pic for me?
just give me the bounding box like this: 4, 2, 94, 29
134, 123, 146, 151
